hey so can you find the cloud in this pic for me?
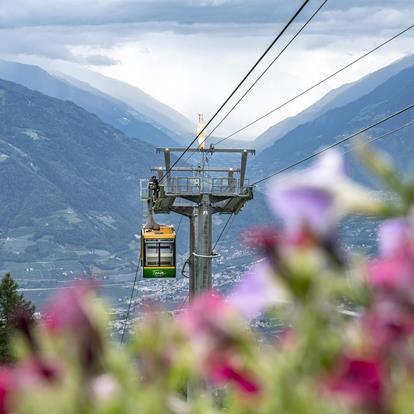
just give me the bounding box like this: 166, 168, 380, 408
0, 1, 299, 28
1, 1, 413, 64
80, 54, 120, 66
0, 0, 413, 138
1, 1, 411, 30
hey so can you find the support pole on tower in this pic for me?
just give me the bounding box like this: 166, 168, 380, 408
143, 147, 255, 299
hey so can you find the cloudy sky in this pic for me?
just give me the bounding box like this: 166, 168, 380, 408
1, 0, 414, 139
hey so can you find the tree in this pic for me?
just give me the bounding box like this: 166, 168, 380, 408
0, 273, 35, 363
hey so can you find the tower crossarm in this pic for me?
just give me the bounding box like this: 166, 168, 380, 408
156, 147, 256, 155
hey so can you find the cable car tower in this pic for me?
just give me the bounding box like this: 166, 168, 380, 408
140, 119, 255, 298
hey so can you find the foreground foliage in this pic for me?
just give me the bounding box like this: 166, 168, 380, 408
2, 146, 414, 414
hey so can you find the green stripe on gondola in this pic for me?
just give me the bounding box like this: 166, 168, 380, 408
143, 267, 176, 279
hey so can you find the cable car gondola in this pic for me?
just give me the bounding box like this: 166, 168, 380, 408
140, 225, 176, 279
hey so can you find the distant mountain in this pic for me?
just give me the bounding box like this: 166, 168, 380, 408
0, 60, 180, 147
0, 78, 161, 273
255, 54, 414, 151
253, 64, 414, 185
55, 68, 195, 136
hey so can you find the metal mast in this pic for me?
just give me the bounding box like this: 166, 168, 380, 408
141, 147, 255, 297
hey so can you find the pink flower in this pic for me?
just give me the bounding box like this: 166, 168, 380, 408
364, 299, 414, 353
15, 358, 61, 390
178, 293, 260, 395
0, 368, 13, 414
326, 355, 385, 412
43, 281, 103, 376
43, 281, 96, 334
367, 256, 414, 293
367, 218, 414, 294
228, 261, 288, 321
178, 293, 237, 353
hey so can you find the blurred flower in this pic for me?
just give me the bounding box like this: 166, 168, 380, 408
267, 150, 379, 237
367, 222, 414, 295
90, 374, 120, 402
228, 261, 288, 321
43, 281, 103, 376
378, 218, 412, 258
367, 255, 414, 292
43, 281, 96, 334
0, 368, 12, 414
178, 293, 259, 394
178, 293, 235, 344
15, 358, 61, 390
364, 299, 414, 354
243, 227, 280, 253
326, 355, 385, 412
209, 360, 260, 395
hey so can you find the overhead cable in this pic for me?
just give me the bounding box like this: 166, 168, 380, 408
120, 262, 141, 344
215, 23, 414, 145
213, 214, 235, 250
358, 119, 414, 149
160, 0, 311, 180
253, 102, 414, 185
205, 0, 329, 144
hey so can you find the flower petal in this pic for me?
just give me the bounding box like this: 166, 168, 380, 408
228, 261, 288, 321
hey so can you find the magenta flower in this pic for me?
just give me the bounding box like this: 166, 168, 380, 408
367, 255, 414, 293
228, 261, 288, 321
364, 299, 414, 354
267, 150, 379, 237
326, 355, 385, 412
209, 361, 260, 395
368, 221, 414, 294
0, 368, 12, 414
178, 293, 260, 395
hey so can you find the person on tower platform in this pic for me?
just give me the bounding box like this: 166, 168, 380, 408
149, 175, 160, 201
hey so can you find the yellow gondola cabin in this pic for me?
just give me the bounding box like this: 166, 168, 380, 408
140, 225, 176, 278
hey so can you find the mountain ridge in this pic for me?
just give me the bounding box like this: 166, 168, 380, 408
253, 64, 414, 183
0, 77, 158, 273
254, 54, 414, 152
54, 67, 195, 136
0, 59, 181, 147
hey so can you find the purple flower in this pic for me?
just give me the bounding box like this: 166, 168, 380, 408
267, 150, 379, 237
378, 218, 412, 258
271, 188, 333, 235
228, 261, 288, 321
